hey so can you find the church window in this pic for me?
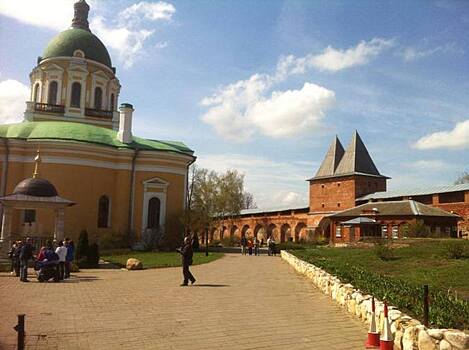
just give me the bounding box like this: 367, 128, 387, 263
97, 195, 110, 228
48, 81, 58, 105
71, 82, 81, 107
94, 87, 102, 110
23, 209, 36, 224
147, 197, 161, 229
110, 93, 115, 111
33, 83, 40, 102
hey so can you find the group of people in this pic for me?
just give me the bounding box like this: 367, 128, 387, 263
8, 237, 75, 282
239, 236, 277, 256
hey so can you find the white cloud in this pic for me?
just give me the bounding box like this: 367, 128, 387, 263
201, 38, 393, 141
120, 1, 175, 22
277, 38, 395, 75
405, 160, 449, 171
196, 153, 310, 208
414, 120, 469, 150
400, 43, 463, 62
0, 79, 29, 124
0, 0, 175, 69
0, 0, 75, 30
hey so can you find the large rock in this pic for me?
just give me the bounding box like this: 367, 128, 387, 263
126, 258, 143, 270
439, 340, 452, 350
427, 329, 444, 341
418, 329, 437, 350
444, 331, 469, 349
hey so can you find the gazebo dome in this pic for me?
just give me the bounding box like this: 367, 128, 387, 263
13, 178, 58, 197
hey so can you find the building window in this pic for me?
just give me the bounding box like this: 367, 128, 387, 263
147, 197, 161, 229
337, 183, 341, 187
337, 203, 341, 207
94, 87, 102, 110
71, 82, 81, 107
381, 225, 388, 238
48, 81, 58, 105
110, 93, 115, 111
392, 225, 399, 239
335, 226, 342, 238
23, 209, 36, 224
321, 203, 325, 208
33, 83, 40, 102
97, 195, 110, 228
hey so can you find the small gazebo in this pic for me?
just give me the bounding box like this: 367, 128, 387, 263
0, 151, 75, 245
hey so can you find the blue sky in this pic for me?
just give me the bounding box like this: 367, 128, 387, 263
1, 0, 468, 208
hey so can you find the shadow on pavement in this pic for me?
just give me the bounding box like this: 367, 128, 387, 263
191, 284, 229, 288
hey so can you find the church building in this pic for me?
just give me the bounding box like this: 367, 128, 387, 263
0, 0, 195, 251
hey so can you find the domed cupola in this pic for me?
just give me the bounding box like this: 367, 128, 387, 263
25, 0, 121, 131
40, 0, 112, 68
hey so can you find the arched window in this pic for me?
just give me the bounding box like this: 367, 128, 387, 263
33, 83, 40, 102
110, 93, 115, 111
48, 81, 58, 105
97, 195, 110, 228
147, 197, 161, 229
71, 82, 81, 107
94, 87, 102, 110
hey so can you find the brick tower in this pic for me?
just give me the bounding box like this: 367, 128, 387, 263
308, 131, 389, 214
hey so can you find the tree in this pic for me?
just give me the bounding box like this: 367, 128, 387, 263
183, 166, 254, 235
455, 172, 469, 184
242, 192, 257, 209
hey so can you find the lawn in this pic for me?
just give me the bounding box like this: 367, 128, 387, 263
101, 251, 224, 269
291, 239, 469, 329
293, 239, 469, 298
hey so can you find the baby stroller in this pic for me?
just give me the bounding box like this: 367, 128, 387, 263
35, 260, 59, 282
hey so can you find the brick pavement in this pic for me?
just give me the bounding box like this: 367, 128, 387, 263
0, 254, 367, 350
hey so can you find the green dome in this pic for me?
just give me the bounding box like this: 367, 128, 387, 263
42, 28, 112, 68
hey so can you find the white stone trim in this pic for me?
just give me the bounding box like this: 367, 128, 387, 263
142, 191, 166, 234
6, 154, 187, 175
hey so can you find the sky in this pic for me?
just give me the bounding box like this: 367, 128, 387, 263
0, 0, 468, 208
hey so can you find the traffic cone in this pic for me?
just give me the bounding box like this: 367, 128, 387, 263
380, 300, 394, 350
365, 296, 380, 348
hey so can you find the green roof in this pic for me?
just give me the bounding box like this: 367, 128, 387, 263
42, 28, 112, 68
0, 121, 194, 157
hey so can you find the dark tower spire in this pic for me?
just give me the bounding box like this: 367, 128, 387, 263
71, 0, 91, 32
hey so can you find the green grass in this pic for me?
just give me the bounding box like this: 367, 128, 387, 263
293, 239, 469, 299
291, 239, 469, 329
101, 251, 224, 269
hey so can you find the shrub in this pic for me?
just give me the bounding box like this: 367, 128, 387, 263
293, 251, 469, 329
99, 231, 128, 250
374, 243, 394, 261
76, 230, 89, 260
86, 243, 100, 267
403, 221, 430, 238
444, 241, 465, 259
220, 235, 238, 247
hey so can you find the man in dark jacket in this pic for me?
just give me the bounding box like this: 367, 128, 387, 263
177, 236, 196, 286
19, 237, 34, 282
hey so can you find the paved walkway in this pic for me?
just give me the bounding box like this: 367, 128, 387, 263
0, 254, 367, 350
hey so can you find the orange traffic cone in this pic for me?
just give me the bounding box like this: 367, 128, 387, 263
380, 300, 394, 350
365, 296, 380, 348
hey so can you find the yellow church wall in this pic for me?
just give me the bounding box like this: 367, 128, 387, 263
0, 141, 191, 246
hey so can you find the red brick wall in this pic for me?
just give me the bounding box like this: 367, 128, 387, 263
309, 175, 387, 213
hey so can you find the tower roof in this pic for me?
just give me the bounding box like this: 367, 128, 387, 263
40, 1, 112, 68
310, 131, 388, 180
315, 136, 345, 177
334, 131, 381, 176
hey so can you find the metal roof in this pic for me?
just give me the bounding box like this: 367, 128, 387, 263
330, 200, 460, 218
239, 204, 309, 216
340, 217, 377, 225
357, 183, 469, 201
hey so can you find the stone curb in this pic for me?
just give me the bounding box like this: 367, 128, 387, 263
280, 250, 469, 350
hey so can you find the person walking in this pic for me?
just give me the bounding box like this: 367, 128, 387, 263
247, 238, 253, 255
270, 237, 277, 256
240, 235, 247, 255
267, 236, 272, 256
8, 241, 18, 276
55, 241, 67, 280
19, 238, 34, 282
64, 239, 75, 279
177, 236, 196, 286
254, 237, 260, 256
